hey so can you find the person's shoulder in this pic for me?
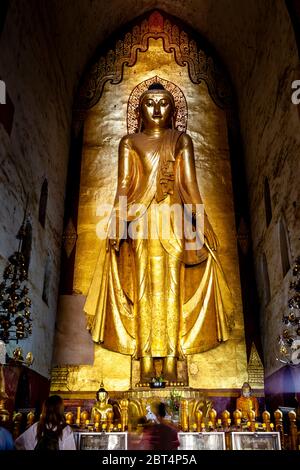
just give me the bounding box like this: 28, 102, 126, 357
0, 426, 9, 434
24, 422, 38, 439
29, 422, 39, 432
0, 426, 13, 438
0, 427, 14, 449
61, 425, 77, 449
22, 421, 38, 435
15, 421, 38, 450
63, 424, 74, 436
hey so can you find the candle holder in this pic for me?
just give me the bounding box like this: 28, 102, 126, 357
0, 365, 9, 425
0, 221, 33, 343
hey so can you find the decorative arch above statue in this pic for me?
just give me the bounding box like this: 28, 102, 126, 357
74, 10, 232, 134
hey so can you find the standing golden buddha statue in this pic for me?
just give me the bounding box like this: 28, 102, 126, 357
85, 83, 233, 382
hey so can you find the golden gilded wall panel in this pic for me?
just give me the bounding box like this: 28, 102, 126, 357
51, 347, 131, 393
69, 38, 248, 391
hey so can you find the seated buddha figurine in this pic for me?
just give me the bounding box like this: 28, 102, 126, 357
236, 382, 259, 420
91, 385, 114, 426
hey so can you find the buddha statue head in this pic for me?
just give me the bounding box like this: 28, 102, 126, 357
241, 382, 252, 398
96, 385, 109, 404
138, 83, 176, 132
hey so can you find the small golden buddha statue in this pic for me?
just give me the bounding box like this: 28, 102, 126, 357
13, 347, 24, 362
236, 382, 259, 420
91, 385, 114, 426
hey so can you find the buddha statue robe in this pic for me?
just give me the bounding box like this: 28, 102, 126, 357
84, 127, 233, 362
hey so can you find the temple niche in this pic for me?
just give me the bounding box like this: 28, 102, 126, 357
2, 0, 300, 454
52, 12, 252, 396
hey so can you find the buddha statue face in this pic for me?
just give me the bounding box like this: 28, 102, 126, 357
241, 382, 251, 398
139, 89, 175, 131
96, 388, 108, 403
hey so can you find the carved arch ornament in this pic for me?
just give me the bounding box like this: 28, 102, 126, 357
74, 10, 233, 133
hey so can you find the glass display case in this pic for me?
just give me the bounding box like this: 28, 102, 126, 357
231, 432, 281, 450
178, 432, 226, 450
74, 432, 128, 450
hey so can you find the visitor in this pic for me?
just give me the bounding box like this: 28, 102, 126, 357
128, 416, 150, 450
15, 395, 76, 450
0, 426, 14, 450
141, 402, 179, 450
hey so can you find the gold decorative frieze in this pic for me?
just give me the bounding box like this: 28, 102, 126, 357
51, 365, 79, 391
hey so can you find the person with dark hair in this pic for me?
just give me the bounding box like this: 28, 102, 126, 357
0, 426, 14, 450
141, 402, 179, 450
15, 395, 76, 450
